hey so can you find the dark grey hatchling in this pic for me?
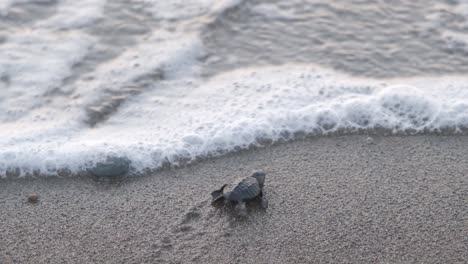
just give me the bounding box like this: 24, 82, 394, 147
211, 171, 268, 213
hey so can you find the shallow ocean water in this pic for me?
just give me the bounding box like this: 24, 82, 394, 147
0, 0, 467, 177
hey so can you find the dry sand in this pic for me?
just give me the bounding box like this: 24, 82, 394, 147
1, 135, 467, 264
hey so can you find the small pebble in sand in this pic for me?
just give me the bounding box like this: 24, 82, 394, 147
28, 194, 39, 203
366, 136, 374, 144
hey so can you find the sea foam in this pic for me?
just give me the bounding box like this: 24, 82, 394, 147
1, 64, 467, 177
1, 0, 468, 177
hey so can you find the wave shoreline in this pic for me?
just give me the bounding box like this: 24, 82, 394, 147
1, 0, 468, 179
2, 134, 467, 179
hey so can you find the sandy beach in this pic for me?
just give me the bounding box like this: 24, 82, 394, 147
2, 1, 468, 263
0, 135, 467, 263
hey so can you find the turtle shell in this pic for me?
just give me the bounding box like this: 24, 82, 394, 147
225, 176, 262, 203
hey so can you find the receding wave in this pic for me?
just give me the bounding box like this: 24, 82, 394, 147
1, 64, 467, 178
1, 0, 468, 178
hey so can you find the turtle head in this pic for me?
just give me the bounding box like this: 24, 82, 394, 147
251, 171, 266, 188
211, 184, 228, 206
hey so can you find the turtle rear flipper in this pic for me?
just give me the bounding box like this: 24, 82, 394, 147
211, 184, 228, 205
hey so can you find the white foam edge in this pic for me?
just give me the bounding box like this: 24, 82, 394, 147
2, 64, 467, 178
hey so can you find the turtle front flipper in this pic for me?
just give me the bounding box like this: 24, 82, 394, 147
211, 184, 228, 205
235, 202, 247, 217
260, 196, 269, 209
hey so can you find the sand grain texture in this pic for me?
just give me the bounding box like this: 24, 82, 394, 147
1, 136, 467, 263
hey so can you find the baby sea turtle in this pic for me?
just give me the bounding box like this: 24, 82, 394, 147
211, 171, 268, 213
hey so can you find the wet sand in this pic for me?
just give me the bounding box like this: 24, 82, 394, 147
1, 135, 467, 264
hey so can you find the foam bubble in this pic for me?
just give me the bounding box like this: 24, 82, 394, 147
2, 0, 468, 178
0, 30, 94, 123
37, 0, 106, 30
251, 3, 297, 20
135, 0, 241, 21
0, 0, 56, 16
0, 0, 12, 15
0, 0, 23, 15
2, 64, 468, 178
441, 30, 468, 55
